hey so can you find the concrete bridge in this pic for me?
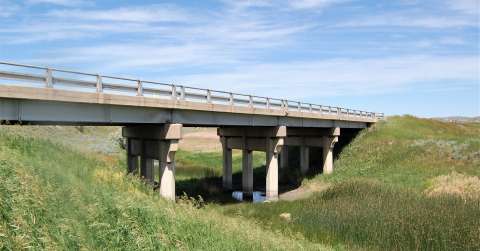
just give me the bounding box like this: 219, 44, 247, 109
0, 62, 383, 201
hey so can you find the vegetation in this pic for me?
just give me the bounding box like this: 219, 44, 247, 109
0, 130, 321, 250
224, 116, 480, 250
1, 116, 479, 250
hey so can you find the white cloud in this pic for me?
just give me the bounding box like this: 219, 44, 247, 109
47, 5, 188, 22
0, 0, 20, 18
172, 56, 479, 99
26, 0, 90, 7
444, 0, 479, 15
338, 13, 477, 28
288, 0, 346, 10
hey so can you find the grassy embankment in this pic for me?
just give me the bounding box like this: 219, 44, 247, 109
1, 116, 479, 250
224, 116, 480, 250
0, 127, 322, 250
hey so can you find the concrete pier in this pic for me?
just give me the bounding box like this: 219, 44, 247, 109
220, 137, 233, 190
122, 124, 182, 201
266, 138, 283, 200
218, 126, 286, 200
322, 136, 338, 174
280, 146, 288, 169
242, 149, 253, 195
159, 140, 178, 200
300, 145, 309, 174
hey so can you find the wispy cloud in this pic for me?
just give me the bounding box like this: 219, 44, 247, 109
287, 0, 347, 10
0, 0, 20, 18
171, 56, 479, 99
338, 13, 477, 28
444, 0, 479, 15
26, 0, 90, 7
47, 5, 188, 22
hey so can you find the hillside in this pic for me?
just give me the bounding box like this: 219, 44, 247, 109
225, 116, 480, 250
0, 127, 322, 250
0, 116, 479, 250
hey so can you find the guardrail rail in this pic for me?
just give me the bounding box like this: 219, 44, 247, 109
0, 61, 384, 120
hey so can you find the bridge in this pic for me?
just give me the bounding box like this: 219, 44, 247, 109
0, 61, 383, 201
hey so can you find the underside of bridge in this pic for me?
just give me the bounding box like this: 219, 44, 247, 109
122, 123, 358, 201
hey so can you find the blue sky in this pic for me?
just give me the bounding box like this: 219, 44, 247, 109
1, 0, 479, 117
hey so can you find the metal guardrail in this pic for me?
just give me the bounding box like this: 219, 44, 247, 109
0, 61, 384, 120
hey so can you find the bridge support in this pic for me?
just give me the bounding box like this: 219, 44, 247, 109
122, 124, 182, 201
280, 146, 288, 169
266, 137, 283, 200
284, 127, 340, 174
322, 135, 338, 174
218, 126, 286, 201
300, 145, 309, 174
220, 136, 233, 190
242, 148, 253, 196
126, 138, 141, 174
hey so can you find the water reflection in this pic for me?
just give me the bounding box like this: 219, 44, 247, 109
232, 191, 266, 203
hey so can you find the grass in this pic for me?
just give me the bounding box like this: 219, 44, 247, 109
222, 116, 480, 250
311, 115, 480, 190
0, 129, 322, 250
224, 180, 480, 250
1, 115, 479, 250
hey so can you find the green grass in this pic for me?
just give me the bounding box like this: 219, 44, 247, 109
222, 116, 480, 250
1, 116, 479, 250
0, 130, 321, 250
225, 180, 480, 250
312, 115, 480, 190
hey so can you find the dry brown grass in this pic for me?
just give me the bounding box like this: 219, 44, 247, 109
425, 172, 480, 200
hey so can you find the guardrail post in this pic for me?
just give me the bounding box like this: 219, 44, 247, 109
96, 75, 103, 93
309, 104, 312, 113
207, 90, 212, 104
284, 100, 289, 112
180, 86, 185, 100
266, 98, 270, 110
298, 102, 301, 112
137, 80, 143, 96
249, 95, 253, 108
171, 85, 177, 100
229, 93, 234, 106
45, 68, 53, 88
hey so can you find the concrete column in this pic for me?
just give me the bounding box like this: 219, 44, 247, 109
266, 138, 283, 201
280, 145, 288, 169
126, 138, 141, 174
242, 149, 253, 195
145, 158, 155, 184
122, 123, 182, 201
140, 154, 148, 179
300, 145, 310, 174
127, 155, 139, 174
322, 136, 338, 174
221, 137, 232, 190
159, 140, 178, 201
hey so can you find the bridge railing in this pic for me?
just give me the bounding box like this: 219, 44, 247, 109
0, 61, 384, 120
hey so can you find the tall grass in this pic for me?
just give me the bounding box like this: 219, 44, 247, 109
223, 116, 480, 250
0, 130, 322, 250
312, 116, 480, 190
225, 180, 480, 250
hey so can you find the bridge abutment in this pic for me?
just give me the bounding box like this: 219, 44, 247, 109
122, 123, 182, 201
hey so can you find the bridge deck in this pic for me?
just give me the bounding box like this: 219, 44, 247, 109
0, 62, 382, 128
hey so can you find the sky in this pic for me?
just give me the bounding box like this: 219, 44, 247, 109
0, 0, 479, 117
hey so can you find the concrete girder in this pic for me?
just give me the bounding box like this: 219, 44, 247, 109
218, 126, 286, 138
